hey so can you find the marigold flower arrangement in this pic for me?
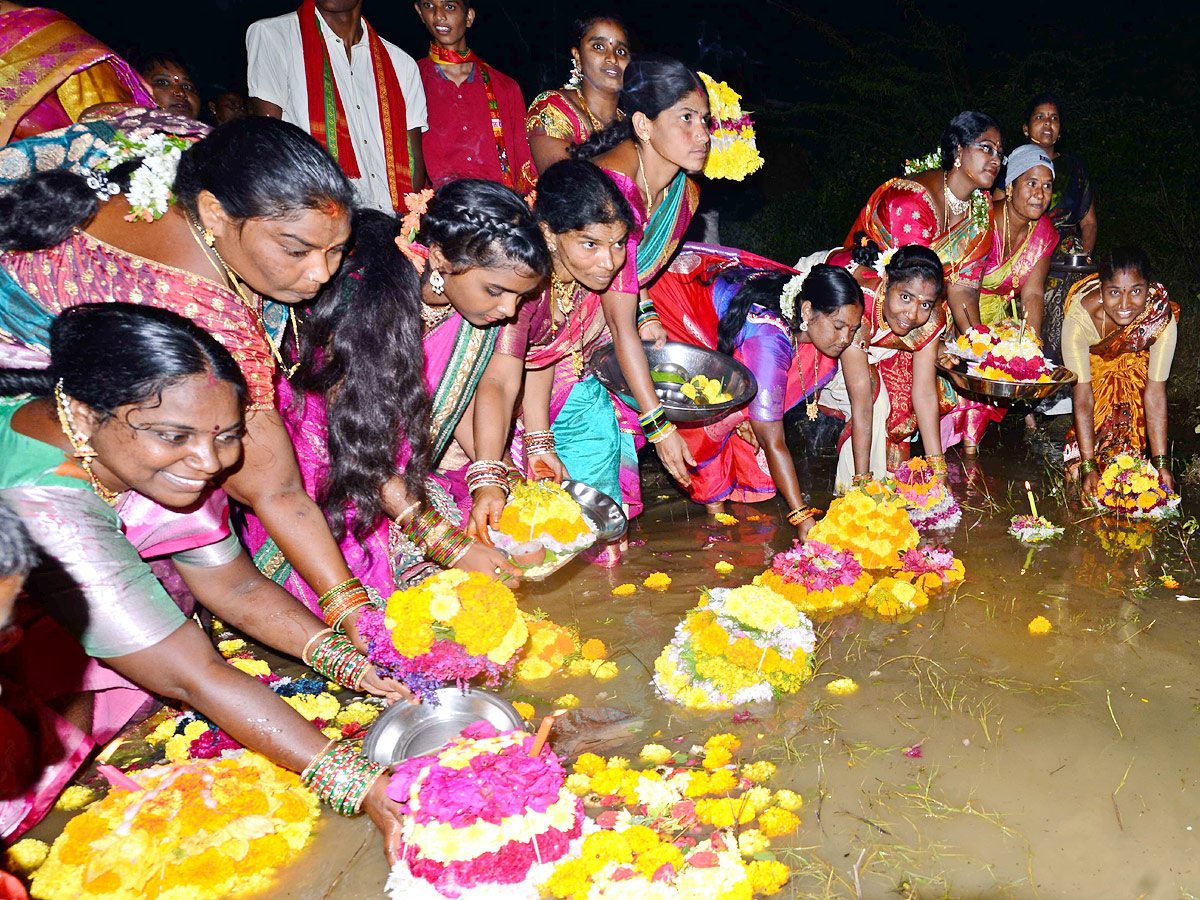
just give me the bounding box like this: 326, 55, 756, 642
1008, 514, 1064, 544
383, 721, 585, 900
807, 480, 918, 570
653, 586, 817, 709
548, 737, 793, 900
861, 577, 929, 619
755, 539, 873, 615
30, 751, 318, 900
894, 546, 965, 593
358, 570, 528, 701
696, 72, 764, 182
515, 617, 611, 681
491, 480, 597, 554
1096, 454, 1181, 519
890, 457, 962, 531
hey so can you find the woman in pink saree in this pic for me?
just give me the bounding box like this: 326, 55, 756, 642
0, 5, 153, 144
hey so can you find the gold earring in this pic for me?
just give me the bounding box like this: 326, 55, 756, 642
429, 268, 446, 295
954, 157, 961, 169
203, 228, 216, 247
54, 380, 119, 505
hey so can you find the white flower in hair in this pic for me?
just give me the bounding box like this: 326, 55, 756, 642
872, 246, 898, 280
779, 274, 806, 323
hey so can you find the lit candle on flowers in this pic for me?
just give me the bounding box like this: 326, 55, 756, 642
1025, 481, 1038, 519
529, 709, 566, 756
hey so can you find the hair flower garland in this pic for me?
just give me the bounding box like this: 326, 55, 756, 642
902, 148, 942, 176
778, 274, 805, 323
30, 751, 319, 900
395, 188, 435, 273
653, 586, 817, 710
91, 130, 196, 222
357, 570, 528, 701
871, 246, 897, 280
697, 72, 764, 182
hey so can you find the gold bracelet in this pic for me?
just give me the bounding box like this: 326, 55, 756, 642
302, 628, 335, 665
786, 506, 821, 527
1078, 457, 1098, 474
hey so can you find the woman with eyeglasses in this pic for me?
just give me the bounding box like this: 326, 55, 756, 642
844, 111, 1003, 333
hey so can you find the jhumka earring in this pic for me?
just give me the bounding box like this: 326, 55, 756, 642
429, 268, 446, 295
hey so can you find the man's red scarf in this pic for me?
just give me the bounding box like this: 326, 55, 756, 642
428, 42, 514, 188
299, 0, 412, 206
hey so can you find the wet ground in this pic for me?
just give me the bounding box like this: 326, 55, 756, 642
25, 413, 1200, 898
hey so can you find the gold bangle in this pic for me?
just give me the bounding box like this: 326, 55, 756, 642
1078, 458, 1098, 474
302, 628, 335, 665
786, 506, 821, 527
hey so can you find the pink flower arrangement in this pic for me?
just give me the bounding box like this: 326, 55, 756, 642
891, 458, 962, 531
770, 540, 864, 592
894, 546, 965, 592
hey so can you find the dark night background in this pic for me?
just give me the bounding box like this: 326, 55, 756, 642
44, 0, 1200, 390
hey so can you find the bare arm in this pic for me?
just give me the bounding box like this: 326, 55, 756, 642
912, 340, 944, 460
1021, 257, 1052, 339
250, 98, 283, 118
529, 134, 572, 174
1144, 379, 1172, 490
466, 351, 525, 538
408, 128, 427, 192
947, 283, 981, 333
841, 345, 875, 478
1072, 381, 1099, 496
748, 418, 811, 535
599, 288, 694, 486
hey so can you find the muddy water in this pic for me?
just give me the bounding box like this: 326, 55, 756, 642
28, 435, 1200, 899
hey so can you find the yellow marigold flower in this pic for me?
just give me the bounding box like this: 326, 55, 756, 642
216, 638, 245, 655
742, 786, 772, 815
714, 560, 735, 574
644, 572, 672, 590
591, 660, 619, 680
685, 771, 711, 796
703, 746, 733, 770
773, 789, 803, 810
54, 784, 96, 811
737, 829, 770, 856
183, 719, 210, 740
580, 830, 632, 867
742, 760, 777, 783
622, 824, 660, 854
565, 773, 593, 795
705, 732, 742, 753
560, 657, 590, 677
707, 768, 738, 793
632, 842, 685, 879
147, 718, 179, 744
580, 638, 607, 660
573, 752, 606, 776
639, 743, 673, 765
1027, 615, 1052, 635
758, 806, 801, 837
284, 692, 340, 722
1162, 575, 1181, 589
512, 701, 535, 721
164, 733, 193, 762
321, 725, 342, 739
5, 838, 49, 875
229, 657, 271, 677
428, 592, 461, 620
611, 583, 637, 596
748, 859, 790, 895
825, 676, 859, 695
334, 701, 381, 726
554, 693, 580, 708
721, 584, 798, 631
606, 756, 630, 770
715, 513, 739, 525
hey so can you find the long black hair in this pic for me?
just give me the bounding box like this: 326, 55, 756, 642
174, 117, 354, 220
292, 210, 431, 544
940, 110, 1000, 171
0, 118, 354, 252
0, 303, 247, 417
571, 55, 704, 160
713, 263, 864, 356
534, 159, 635, 235
1098, 245, 1153, 283
418, 178, 551, 278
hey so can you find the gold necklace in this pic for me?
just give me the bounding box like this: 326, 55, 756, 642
572, 87, 623, 135
634, 143, 657, 216
185, 211, 301, 376
550, 273, 578, 319
943, 171, 970, 218
54, 381, 121, 505
794, 344, 818, 421
421, 300, 454, 333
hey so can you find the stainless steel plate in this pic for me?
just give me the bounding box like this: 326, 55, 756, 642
939, 360, 1077, 401
588, 341, 757, 424
562, 478, 627, 543
362, 688, 525, 767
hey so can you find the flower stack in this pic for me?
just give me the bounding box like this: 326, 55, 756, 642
890, 457, 962, 531
358, 570, 528, 700
653, 585, 817, 709
1008, 515, 1063, 543
754, 539, 873, 616
1097, 454, 1181, 519
516, 617, 616, 682
696, 72, 764, 181
30, 752, 318, 900
951, 320, 1053, 382
384, 722, 585, 900
894, 546, 965, 593
861, 577, 929, 619
544, 735, 792, 900
490, 481, 597, 567
807, 480, 919, 570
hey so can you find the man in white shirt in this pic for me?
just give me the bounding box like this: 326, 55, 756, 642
247, 0, 428, 212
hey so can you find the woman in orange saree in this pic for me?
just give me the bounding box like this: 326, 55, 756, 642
0, 5, 153, 144
1062, 246, 1178, 498
845, 111, 1001, 333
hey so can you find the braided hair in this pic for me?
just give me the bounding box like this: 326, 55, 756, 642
417, 179, 550, 278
